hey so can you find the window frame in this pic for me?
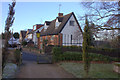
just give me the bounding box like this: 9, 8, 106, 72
40, 37, 42, 41
70, 20, 75, 26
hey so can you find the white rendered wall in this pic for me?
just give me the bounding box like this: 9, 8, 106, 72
61, 15, 83, 46
28, 34, 32, 40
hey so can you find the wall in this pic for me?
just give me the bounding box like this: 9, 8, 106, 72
39, 34, 62, 49
33, 32, 38, 46
61, 15, 83, 46
27, 34, 32, 40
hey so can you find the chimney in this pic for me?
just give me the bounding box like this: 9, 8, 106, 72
58, 13, 63, 17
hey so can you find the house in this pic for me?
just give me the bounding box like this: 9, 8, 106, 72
33, 24, 44, 31
8, 36, 20, 45
38, 12, 83, 49
32, 24, 44, 46
19, 30, 27, 43
25, 29, 33, 42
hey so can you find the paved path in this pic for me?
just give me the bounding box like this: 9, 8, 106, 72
15, 52, 74, 78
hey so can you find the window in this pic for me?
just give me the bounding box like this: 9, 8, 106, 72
40, 37, 42, 41
70, 21, 74, 26
40, 43, 43, 49
45, 36, 47, 40
51, 35, 54, 41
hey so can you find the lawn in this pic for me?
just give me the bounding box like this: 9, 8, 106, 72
59, 62, 120, 78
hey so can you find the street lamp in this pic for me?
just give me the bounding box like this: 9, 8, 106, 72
36, 30, 40, 49
36, 30, 41, 64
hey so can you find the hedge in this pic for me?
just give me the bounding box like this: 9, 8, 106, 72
52, 47, 120, 63
14, 49, 22, 65
46, 45, 120, 57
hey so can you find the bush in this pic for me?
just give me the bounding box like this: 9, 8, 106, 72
62, 46, 82, 49
52, 47, 119, 63
61, 52, 82, 61
52, 47, 62, 62
52, 47, 120, 63
14, 49, 22, 65
22, 41, 27, 46
2, 48, 9, 70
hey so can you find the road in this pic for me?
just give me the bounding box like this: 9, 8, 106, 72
15, 51, 74, 78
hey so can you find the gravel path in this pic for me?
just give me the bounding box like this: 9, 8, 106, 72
15, 61, 74, 78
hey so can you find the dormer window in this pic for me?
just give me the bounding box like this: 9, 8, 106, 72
70, 21, 75, 26
55, 18, 61, 29
44, 21, 51, 31
44, 26, 48, 30
56, 22, 60, 27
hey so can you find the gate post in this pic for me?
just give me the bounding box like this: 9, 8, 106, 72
71, 35, 72, 46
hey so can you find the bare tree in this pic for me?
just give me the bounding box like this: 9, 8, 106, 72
79, 1, 120, 41
2, 0, 16, 70
4, 0, 16, 47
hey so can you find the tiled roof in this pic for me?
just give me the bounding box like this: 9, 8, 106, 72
45, 21, 51, 25
40, 12, 83, 36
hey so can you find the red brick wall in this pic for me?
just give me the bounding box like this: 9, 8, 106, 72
38, 34, 63, 49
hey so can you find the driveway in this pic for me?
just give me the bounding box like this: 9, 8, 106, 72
22, 51, 52, 63
15, 51, 74, 78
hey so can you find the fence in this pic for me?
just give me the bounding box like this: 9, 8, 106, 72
62, 34, 83, 46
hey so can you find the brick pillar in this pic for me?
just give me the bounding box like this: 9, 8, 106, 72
58, 33, 63, 46
38, 37, 40, 49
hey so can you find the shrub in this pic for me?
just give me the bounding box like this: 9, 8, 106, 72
52, 47, 62, 62
2, 48, 9, 71
52, 47, 120, 63
22, 41, 27, 46
14, 49, 21, 65
61, 52, 82, 61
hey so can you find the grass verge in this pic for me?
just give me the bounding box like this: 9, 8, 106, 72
59, 62, 120, 78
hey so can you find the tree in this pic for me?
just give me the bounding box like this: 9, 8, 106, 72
13, 32, 19, 39
2, 0, 16, 71
2, 33, 5, 39
82, 15, 91, 77
79, 2, 120, 40
4, 0, 16, 47
110, 35, 120, 48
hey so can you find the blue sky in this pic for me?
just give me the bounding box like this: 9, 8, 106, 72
2, 2, 86, 33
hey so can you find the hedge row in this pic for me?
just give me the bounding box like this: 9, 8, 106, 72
47, 45, 120, 57
52, 47, 120, 63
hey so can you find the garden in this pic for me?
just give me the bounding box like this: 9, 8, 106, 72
59, 62, 119, 78
2, 48, 22, 78
52, 47, 120, 78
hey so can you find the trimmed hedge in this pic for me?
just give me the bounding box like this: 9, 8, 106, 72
52, 47, 120, 63
52, 47, 62, 62
60, 52, 82, 61
46, 46, 120, 57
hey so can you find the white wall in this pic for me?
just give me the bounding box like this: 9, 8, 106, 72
28, 34, 32, 39
61, 15, 83, 46
33, 31, 38, 45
